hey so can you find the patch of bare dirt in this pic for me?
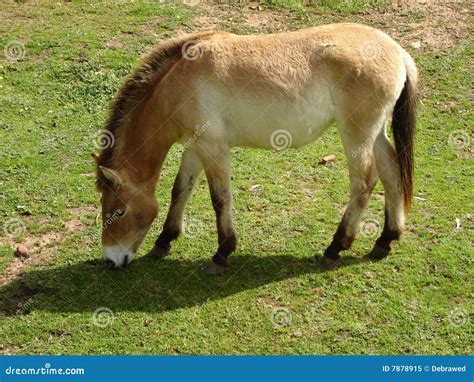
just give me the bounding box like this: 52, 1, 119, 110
157, 1, 471, 53
105, 37, 124, 50
0, 205, 98, 287
243, 9, 289, 32
196, 3, 293, 33
141, 3, 293, 37
189, 13, 222, 31
358, 0, 472, 51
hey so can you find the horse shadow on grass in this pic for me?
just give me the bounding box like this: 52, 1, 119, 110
0, 253, 371, 316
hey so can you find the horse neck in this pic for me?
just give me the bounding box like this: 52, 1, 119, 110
113, 116, 174, 192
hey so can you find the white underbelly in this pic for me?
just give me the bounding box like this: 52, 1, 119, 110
199, 82, 336, 149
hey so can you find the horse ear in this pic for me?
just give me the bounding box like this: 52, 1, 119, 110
99, 166, 124, 187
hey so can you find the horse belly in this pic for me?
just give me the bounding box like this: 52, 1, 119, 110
212, 84, 336, 149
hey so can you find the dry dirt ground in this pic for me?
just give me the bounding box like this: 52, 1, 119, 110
0, 206, 98, 287
177, 1, 471, 51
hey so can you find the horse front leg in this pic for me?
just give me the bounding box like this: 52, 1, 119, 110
197, 144, 237, 275
148, 148, 202, 258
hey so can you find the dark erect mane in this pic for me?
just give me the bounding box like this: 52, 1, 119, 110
95, 31, 217, 191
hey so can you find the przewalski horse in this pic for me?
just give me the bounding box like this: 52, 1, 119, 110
94, 23, 417, 275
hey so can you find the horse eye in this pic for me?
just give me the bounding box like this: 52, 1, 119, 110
115, 208, 126, 218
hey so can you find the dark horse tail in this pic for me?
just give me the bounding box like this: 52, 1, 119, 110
391, 57, 417, 212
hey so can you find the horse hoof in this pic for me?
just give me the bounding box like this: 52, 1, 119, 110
147, 245, 170, 259
368, 245, 390, 260
202, 261, 228, 276
318, 255, 342, 270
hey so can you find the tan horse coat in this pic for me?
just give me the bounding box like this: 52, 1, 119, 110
96, 23, 417, 274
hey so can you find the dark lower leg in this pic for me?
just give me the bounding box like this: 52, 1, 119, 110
150, 178, 190, 257
323, 219, 355, 261
372, 133, 404, 259
210, 193, 237, 268
149, 150, 201, 257
153, 225, 180, 253
320, 175, 376, 268
320, 143, 377, 269
370, 211, 401, 259
198, 146, 237, 275
154, 175, 191, 251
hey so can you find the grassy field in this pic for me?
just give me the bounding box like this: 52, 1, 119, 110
0, 0, 472, 354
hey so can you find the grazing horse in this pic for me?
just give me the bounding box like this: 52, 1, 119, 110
94, 23, 417, 275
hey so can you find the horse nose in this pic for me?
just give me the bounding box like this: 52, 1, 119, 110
105, 259, 116, 268
122, 255, 129, 267
103, 245, 135, 268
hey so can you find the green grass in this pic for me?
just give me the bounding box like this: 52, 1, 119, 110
0, 1, 472, 355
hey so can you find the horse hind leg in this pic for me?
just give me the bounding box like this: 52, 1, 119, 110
148, 148, 202, 258
369, 130, 405, 259
320, 122, 378, 269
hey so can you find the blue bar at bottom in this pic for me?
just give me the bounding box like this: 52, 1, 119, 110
0, 355, 472, 382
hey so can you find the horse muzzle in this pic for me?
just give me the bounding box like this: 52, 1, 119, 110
103, 245, 136, 268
